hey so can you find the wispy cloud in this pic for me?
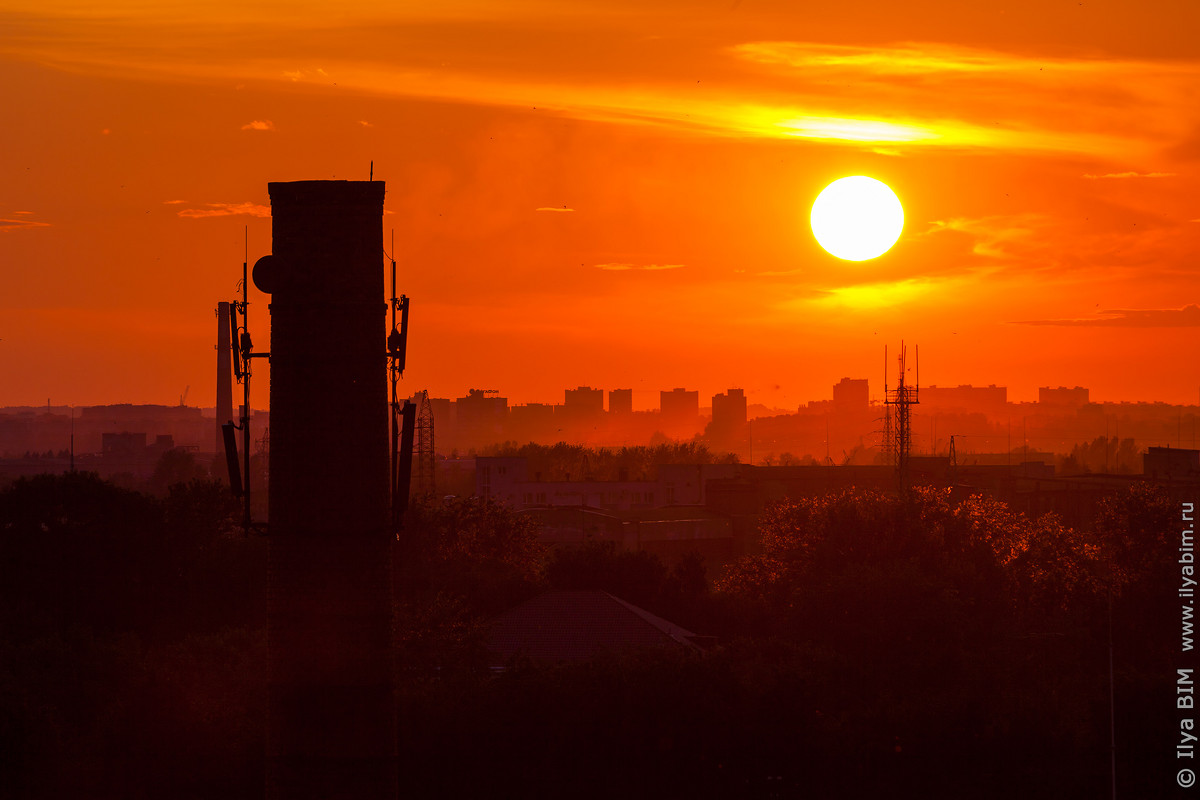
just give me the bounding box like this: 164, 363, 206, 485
595, 263, 684, 271
0, 217, 51, 232
162, 199, 188, 205
926, 214, 1047, 261
177, 202, 270, 219
240, 120, 275, 131
735, 41, 1071, 76
1013, 306, 1200, 328
536, 206, 574, 212
1083, 171, 1176, 179
808, 278, 936, 309
915, 212, 1190, 286
7, 12, 1193, 158
728, 41, 1198, 156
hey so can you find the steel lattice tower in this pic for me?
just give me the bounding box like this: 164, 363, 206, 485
415, 390, 436, 497
884, 342, 919, 492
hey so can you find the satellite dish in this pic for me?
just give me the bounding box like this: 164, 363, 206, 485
252, 254, 284, 294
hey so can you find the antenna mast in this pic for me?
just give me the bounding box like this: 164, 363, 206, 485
387, 230, 415, 531
224, 226, 269, 533
884, 341, 920, 493
240, 228, 252, 531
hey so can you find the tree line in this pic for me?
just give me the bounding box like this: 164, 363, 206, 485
0, 470, 1182, 798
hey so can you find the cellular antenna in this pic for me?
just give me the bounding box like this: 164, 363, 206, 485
240, 227, 251, 531
223, 226, 269, 531
386, 228, 415, 530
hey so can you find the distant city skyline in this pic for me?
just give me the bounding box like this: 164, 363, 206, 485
6, 376, 1195, 416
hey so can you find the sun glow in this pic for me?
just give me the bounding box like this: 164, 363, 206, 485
810, 176, 904, 261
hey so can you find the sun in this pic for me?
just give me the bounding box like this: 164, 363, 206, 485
810, 176, 904, 261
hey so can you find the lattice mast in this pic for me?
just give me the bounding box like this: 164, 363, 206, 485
884, 342, 919, 492
881, 346, 894, 466
415, 390, 436, 497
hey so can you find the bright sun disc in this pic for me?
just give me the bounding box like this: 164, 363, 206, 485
810, 176, 904, 261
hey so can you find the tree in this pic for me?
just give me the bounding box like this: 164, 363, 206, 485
1093, 482, 1174, 589
717, 488, 1104, 643
1062, 436, 1141, 475
1093, 482, 1177, 665
396, 495, 544, 613
394, 496, 545, 679
545, 540, 668, 608
149, 448, 208, 496
477, 441, 737, 481
0, 471, 263, 639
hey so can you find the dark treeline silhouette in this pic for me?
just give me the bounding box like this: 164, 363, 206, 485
477, 440, 739, 481
0, 471, 266, 798
1056, 435, 1142, 474
0, 472, 1182, 797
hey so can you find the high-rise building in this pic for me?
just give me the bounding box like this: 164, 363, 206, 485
660, 388, 700, 438
709, 388, 749, 451
1039, 386, 1090, 407
712, 388, 748, 430
455, 389, 508, 445
564, 386, 604, 416
921, 384, 1007, 413
832, 378, 869, 412
608, 388, 633, 415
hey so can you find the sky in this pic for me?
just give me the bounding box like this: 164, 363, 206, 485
3, 0, 1200, 411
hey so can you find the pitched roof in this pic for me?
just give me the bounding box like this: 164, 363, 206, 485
486, 590, 702, 666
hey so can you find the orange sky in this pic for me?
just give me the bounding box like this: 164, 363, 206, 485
3, 0, 1200, 410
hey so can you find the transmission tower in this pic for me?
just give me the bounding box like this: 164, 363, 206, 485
255, 426, 270, 487
884, 342, 919, 492
415, 390, 436, 497
880, 345, 894, 467
948, 434, 958, 487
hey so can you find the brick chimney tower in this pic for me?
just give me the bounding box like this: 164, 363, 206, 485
253, 180, 395, 799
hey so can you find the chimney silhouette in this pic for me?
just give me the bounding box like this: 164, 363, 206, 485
253, 180, 394, 799
215, 301, 233, 467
